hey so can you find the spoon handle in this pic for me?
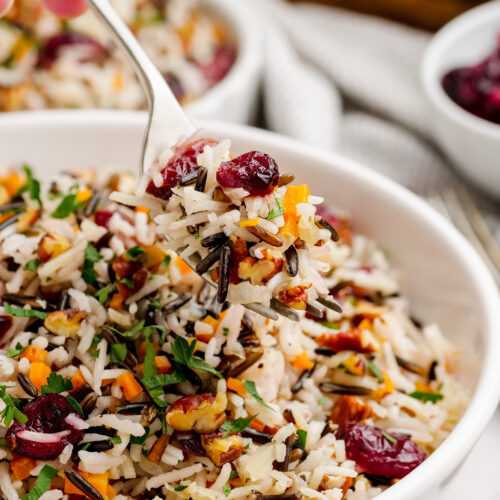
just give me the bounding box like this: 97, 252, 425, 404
85, 0, 195, 172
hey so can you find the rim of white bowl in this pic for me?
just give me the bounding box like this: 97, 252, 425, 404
0, 0, 262, 118
421, 0, 500, 138
2, 111, 500, 500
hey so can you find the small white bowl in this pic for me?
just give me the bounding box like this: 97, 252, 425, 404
1, 111, 500, 500
185, 0, 262, 124
421, 1, 500, 199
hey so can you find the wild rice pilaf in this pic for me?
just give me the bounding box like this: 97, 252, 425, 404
0, 138, 467, 499
0, 0, 235, 111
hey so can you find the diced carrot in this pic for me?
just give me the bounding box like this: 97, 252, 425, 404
110, 291, 125, 311
176, 255, 193, 274
373, 370, 395, 399
138, 341, 159, 359
239, 218, 260, 227
116, 372, 143, 402
227, 378, 246, 395
113, 72, 124, 90
70, 370, 86, 392
76, 189, 92, 203
64, 471, 109, 497
282, 185, 310, 218
292, 350, 314, 371
154, 356, 172, 375
107, 484, 116, 499
21, 345, 48, 364
11, 456, 35, 480
144, 246, 166, 268
4, 173, 25, 197
415, 381, 432, 392
135, 206, 149, 214
102, 378, 114, 387
280, 214, 299, 240
249, 417, 266, 433
358, 318, 372, 330
195, 332, 214, 343
29, 362, 51, 392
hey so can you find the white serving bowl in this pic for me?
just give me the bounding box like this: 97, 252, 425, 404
421, 1, 500, 199
1, 112, 499, 500
185, 0, 262, 123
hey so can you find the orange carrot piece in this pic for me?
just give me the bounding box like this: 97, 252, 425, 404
116, 372, 143, 401
29, 362, 51, 391
227, 378, 247, 395
176, 255, 193, 274
154, 356, 172, 375
249, 417, 266, 433
64, 471, 109, 497
135, 206, 149, 214
292, 350, 314, 371
21, 345, 48, 364
70, 370, 86, 392
107, 484, 117, 499
282, 185, 310, 217
11, 456, 35, 480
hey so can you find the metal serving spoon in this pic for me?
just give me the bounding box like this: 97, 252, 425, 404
85, 0, 342, 322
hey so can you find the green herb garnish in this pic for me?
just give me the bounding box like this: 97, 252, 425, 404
318, 395, 326, 406
117, 277, 135, 290
267, 198, 284, 220
41, 372, 73, 394
67, 396, 84, 417
24, 258, 41, 272
222, 484, 231, 497
409, 391, 444, 404
51, 186, 84, 219
4, 302, 48, 320
150, 298, 161, 310
243, 380, 274, 411
367, 361, 385, 383
229, 470, 238, 479
171, 336, 222, 378
130, 426, 150, 445
111, 436, 122, 444
162, 255, 171, 268
175, 485, 188, 492
18, 165, 42, 209
381, 431, 397, 444
220, 415, 257, 438
7, 342, 27, 358
110, 343, 127, 364
94, 284, 112, 304
297, 429, 307, 448
319, 321, 340, 330
125, 246, 147, 262
110, 320, 145, 338
82, 242, 102, 284
21, 464, 58, 500
0, 385, 27, 426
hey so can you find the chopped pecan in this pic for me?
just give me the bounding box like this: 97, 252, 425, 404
147, 434, 169, 464
43, 308, 87, 338
330, 395, 375, 427
37, 233, 70, 262
277, 285, 310, 310
165, 392, 227, 433
112, 254, 148, 297
238, 256, 283, 285
316, 329, 378, 354
17, 208, 39, 233
201, 429, 244, 466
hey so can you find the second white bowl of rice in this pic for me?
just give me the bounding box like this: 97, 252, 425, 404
0, 111, 499, 500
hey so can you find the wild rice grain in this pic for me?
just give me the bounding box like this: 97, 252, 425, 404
217, 246, 231, 303
196, 243, 226, 274
200, 232, 228, 248
284, 246, 298, 277
319, 381, 372, 396
164, 293, 192, 315
316, 216, 340, 242
17, 373, 38, 398
65, 470, 104, 500
195, 167, 208, 192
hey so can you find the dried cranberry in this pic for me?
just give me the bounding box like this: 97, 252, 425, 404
442, 37, 500, 124
173, 431, 206, 456
339, 423, 426, 479
0, 315, 13, 344
146, 138, 217, 201
216, 151, 279, 197
6, 394, 86, 460
94, 209, 113, 228
38, 32, 106, 68
198, 45, 236, 85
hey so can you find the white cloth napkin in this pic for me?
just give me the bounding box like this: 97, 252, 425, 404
255, 0, 500, 236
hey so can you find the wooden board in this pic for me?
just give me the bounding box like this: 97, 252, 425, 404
286, 0, 485, 31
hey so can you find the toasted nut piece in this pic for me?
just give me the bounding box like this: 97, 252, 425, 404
37, 233, 70, 262
0, 186, 10, 205
143, 246, 166, 269
165, 392, 227, 433
147, 434, 169, 464
329, 395, 375, 427
44, 308, 87, 338
238, 256, 283, 286
201, 429, 244, 466
17, 208, 39, 233
316, 329, 379, 354
277, 285, 310, 310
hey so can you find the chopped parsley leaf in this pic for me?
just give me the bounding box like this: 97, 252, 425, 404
162, 255, 171, 268
0, 385, 27, 426
41, 372, 73, 394
94, 284, 112, 304
110, 343, 127, 364
318, 395, 326, 406
117, 277, 135, 290
51, 187, 84, 219
125, 246, 147, 262
18, 165, 42, 209
24, 258, 41, 272
130, 426, 150, 445
243, 380, 275, 411
297, 429, 307, 448
171, 336, 222, 378
222, 484, 231, 497
220, 415, 257, 438
7, 342, 27, 358
267, 198, 284, 220
67, 396, 84, 417
367, 361, 385, 383
21, 464, 58, 500
175, 485, 188, 492
409, 391, 443, 404
381, 431, 397, 445
82, 243, 102, 284
4, 302, 48, 320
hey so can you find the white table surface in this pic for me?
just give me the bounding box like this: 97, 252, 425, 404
439, 407, 500, 499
